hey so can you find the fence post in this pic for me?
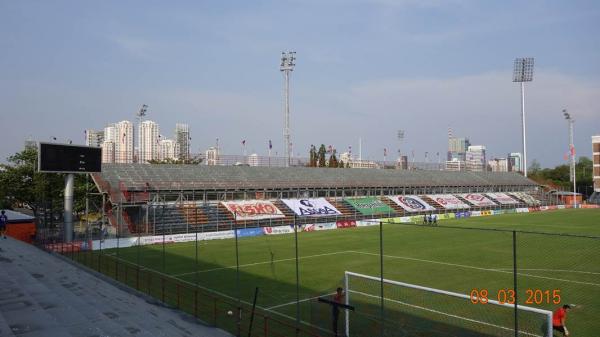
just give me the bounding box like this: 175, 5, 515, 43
194, 290, 198, 318
161, 277, 165, 303
513, 230, 518, 337
213, 297, 217, 326
176, 284, 180, 308
264, 316, 269, 337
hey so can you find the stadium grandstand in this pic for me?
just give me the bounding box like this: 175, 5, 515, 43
90, 164, 548, 237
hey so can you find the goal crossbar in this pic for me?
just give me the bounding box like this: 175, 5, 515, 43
344, 271, 553, 337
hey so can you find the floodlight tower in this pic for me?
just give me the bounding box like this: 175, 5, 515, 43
397, 130, 405, 157
563, 109, 576, 208
136, 104, 148, 162
280, 51, 296, 167
513, 58, 534, 177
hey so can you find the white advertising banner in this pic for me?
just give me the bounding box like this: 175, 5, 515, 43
281, 198, 342, 217
222, 200, 285, 220
461, 194, 496, 207
427, 194, 470, 209
263, 226, 295, 235
516, 208, 530, 213
90, 230, 235, 251
486, 193, 518, 205
388, 195, 436, 212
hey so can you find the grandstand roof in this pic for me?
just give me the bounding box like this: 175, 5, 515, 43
94, 164, 537, 193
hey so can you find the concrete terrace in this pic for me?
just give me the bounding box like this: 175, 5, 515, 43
0, 237, 232, 337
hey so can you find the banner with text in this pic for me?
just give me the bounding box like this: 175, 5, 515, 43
344, 197, 394, 215
461, 194, 496, 207
222, 200, 285, 220
486, 193, 518, 205
281, 198, 342, 217
388, 195, 436, 212
427, 194, 471, 209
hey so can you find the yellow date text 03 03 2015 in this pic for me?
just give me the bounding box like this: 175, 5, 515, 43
470, 288, 561, 305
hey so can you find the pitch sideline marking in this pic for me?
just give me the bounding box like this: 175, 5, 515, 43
492, 268, 600, 275
266, 292, 336, 310
174, 251, 353, 277
349, 251, 600, 287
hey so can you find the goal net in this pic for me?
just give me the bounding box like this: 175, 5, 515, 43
344, 271, 552, 337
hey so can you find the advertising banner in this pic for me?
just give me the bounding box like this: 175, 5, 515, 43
314, 223, 338, 231
90, 230, 236, 250
336, 220, 357, 228
455, 211, 470, 219
357, 220, 380, 227
438, 213, 456, 220
557, 205, 566, 209
388, 195, 436, 212
516, 208, 530, 213
237, 228, 265, 238
470, 211, 482, 217
263, 226, 295, 235
481, 210, 492, 216
461, 194, 496, 207
486, 193, 518, 205
427, 194, 470, 209
302, 224, 316, 232
344, 197, 393, 215
281, 198, 342, 217
510, 192, 541, 206
222, 200, 285, 220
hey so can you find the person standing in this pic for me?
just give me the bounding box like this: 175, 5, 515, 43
0, 210, 8, 239
332, 287, 345, 337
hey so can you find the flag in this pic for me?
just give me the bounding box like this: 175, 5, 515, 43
570, 145, 576, 156
269, 140, 272, 149
564, 153, 569, 161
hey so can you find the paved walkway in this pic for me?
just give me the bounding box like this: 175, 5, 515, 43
0, 237, 232, 337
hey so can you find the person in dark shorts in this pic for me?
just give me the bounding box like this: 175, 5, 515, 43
552, 304, 571, 336
332, 287, 345, 337
0, 210, 7, 239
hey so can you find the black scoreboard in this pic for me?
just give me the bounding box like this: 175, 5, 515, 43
38, 143, 102, 173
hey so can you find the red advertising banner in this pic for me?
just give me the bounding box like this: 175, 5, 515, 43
222, 200, 285, 220
336, 220, 357, 228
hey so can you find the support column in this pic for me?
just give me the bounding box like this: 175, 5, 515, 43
64, 173, 75, 242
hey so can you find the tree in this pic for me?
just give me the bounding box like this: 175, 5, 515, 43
317, 144, 327, 167
308, 145, 317, 167
328, 150, 338, 168
529, 160, 541, 175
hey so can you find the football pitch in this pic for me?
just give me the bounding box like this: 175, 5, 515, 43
98, 209, 600, 336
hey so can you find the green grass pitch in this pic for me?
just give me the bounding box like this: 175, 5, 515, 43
98, 209, 600, 336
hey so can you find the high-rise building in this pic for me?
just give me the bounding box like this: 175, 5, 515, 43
447, 137, 470, 161
159, 139, 180, 161
205, 147, 220, 165
175, 123, 190, 160
85, 129, 104, 147
508, 152, 523, 173
101, 141, 115, 163
445, 159, 465, 171
488, 158, 509, 172
114, 121, 134, 163
466, 145, 486, 171
590, 135, 600, 204
139, 121, 159, 163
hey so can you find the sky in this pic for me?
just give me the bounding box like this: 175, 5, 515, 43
1, 0, 599, 168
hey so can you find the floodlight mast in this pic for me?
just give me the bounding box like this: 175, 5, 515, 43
513, 58, 534, 177
563, 109, 576, 208
280, 51, 296, 167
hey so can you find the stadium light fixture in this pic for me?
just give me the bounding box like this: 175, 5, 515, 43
513, 57, 534, 177
280, 51, 296, 167
563, 109, 576, 208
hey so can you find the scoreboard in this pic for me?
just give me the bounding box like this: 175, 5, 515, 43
38, 143, 102, 173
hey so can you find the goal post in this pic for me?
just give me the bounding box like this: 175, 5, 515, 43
344, 271, 553, 337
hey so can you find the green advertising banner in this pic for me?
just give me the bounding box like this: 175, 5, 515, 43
345, 197, 394, 216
